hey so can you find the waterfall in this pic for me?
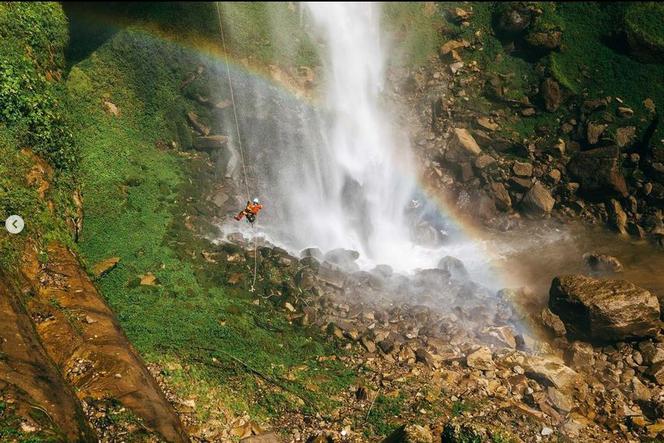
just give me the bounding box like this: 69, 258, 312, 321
220, 2, 493, 278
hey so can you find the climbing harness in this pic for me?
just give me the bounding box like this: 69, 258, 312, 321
215, 2, 259, 292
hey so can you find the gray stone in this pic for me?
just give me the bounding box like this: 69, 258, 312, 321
436, 256, 469, 281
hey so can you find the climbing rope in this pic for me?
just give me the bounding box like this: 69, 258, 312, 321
215, 2, 259, 292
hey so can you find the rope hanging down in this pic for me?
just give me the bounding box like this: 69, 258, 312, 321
215, 2, 251, 202
215, 2, 259, 292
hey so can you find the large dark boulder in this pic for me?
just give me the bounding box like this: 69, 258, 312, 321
567, 145, 629, 199
549, 275, 661, 341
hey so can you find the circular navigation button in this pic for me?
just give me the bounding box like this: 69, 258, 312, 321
5, 215, 24, 234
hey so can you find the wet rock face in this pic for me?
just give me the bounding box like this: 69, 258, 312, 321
549, 275, 661, 342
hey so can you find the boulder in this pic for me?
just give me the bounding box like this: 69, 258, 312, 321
638, 341, 664, 366
521, 182, 555, 215
582, 252, 623, 274
437, 256, 469, 281
317, 264, 346, 289
567, 145, 628, 199
524, 355, 580, 392
541, 307, 566, 337
616, 126, 637, 148
92, 257, 120, 278
541, 78, 561, 112
525, 29, 562, 51
324, 248, 359, 264
490, 182, 512, 211
300, 247, 323, 260
452, 128, 481, 156
564, 341, 595, 372
186, 111, 210, 136
493, 3, 534, 35
586, 122, 607, 145
549, 275, 661, 341
323, 248, 360, 272
466, 346, 494, 370
609, 199, 628, 235
513, 161, 533, 177
193, 135, 228, 152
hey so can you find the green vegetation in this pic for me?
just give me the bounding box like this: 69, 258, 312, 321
624, 2, 664, 53
383, 2, 445, 67
218, 2, 318, 67
66, 7, 355, 427
365, 392, 407, 436
0, 400, 62, 443
0, 3, 77, 271
0, 3, 76, 171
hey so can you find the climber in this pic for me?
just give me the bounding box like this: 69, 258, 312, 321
234, 198, 263, 224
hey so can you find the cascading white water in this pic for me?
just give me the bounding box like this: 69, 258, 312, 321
285, 2, 423, 268
220, 2, 501, 283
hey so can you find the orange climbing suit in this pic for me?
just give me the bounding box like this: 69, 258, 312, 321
234, 201, 263, 223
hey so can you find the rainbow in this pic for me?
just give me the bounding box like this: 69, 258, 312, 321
73, 4, 533, 318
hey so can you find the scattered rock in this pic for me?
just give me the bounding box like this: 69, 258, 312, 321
384, 424, 433, 443
186, 111, 210, 136
521, 182, 555, 215
541, 78, 561, 112
564, 341, 595, 372
103, 100, 120, 117
437, 256, 469, 281
567, 146, 628, 198
616, 126, 636, 148
490, 182, 512, 211
617, 106, 634, 118
524, 355, 579, 392
526, 29, 562, 51
512, 161, 533, 177
476, 116, 499, 131
440, 39, 470, 57
549, 275, 661, 341
586, 122, 607, 145
582, 252, 623, 274
453, 128, 481, 156
466, 346, 494, 370
541, 307, 566, 337
139, 273, 157, 286
193, 135, 228, 153
240, 432, 282, 443
92, 257, 120, 278
474, 154, 495, 169
609, 199, 628, 235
